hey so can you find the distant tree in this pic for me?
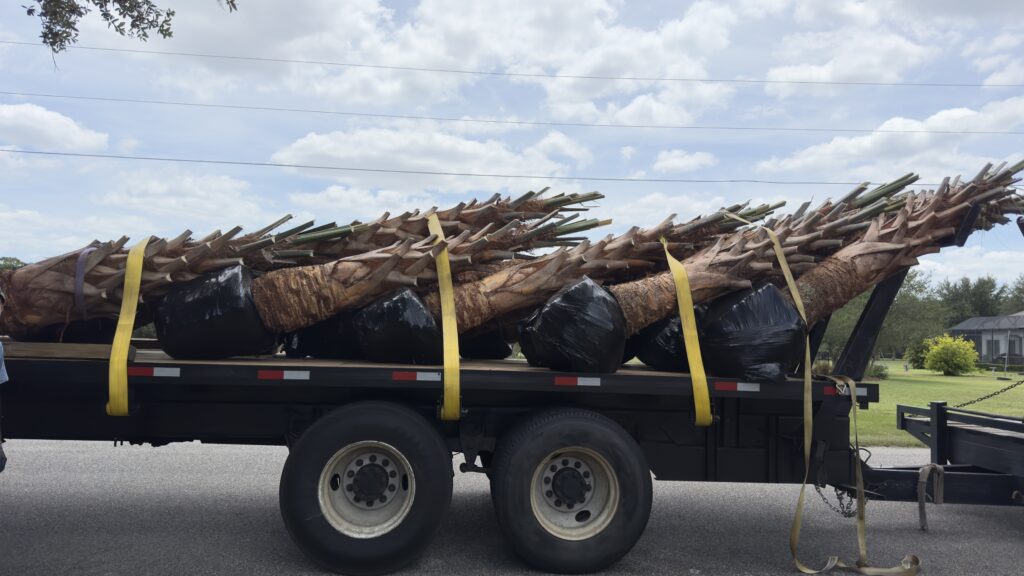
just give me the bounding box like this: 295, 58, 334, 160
817, 270, 946, 361
924, 334, 979, 376
24, 0, 237, 52
816, 291, 869, 361
875, 270, 946, 357
0, 257, 26, 270
903, 338, 931, 369
936, 275, 1005, 327
1001, 274, 1024, 315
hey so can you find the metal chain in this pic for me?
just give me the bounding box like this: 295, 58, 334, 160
953, 379, 1024, 409
815, 484, 859, 518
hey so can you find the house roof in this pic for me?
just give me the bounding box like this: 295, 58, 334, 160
950, 314, 1024, 331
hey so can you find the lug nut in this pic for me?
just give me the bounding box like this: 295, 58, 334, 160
554, 499, 563, 507
544, 477, 551, 485
389, 470, 397, 478
562, 459, 569, 466
388, 485, 396, 492
382, 459, 390, 467
546, 490, 553, 498
583, 471, 590, 478
369, 455, 377, 463
346, 484, 354, 492
379, 496, 387, 503
356, 459, 364, 467
347, 470, 354, 478
574, 462, 581, 469
550, 464, 557, 472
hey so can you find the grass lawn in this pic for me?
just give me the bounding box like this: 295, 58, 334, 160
855, 360, 1024, 446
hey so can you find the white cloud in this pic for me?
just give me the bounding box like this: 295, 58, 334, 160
756, 96, 1024, 181
94, 170, 271, 227
609, 191, 727, 227
765, 28, 936, 98
90, 0, 751, 126
0, 202, 154, 262
289, 186, 437, 222
963, 32, 1024, 86
919, 245, 1024, 284
653, 149, 718, 173
271, 127, 590, 193
0, 103, 108, 152
620, 146, 636, 160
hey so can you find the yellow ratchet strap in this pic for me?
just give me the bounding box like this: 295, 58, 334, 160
660, 237, 712, 427
831, 375, 921, 575
106, 236, 149, 417
427, 214, 461, 421
723, 211, 918, 575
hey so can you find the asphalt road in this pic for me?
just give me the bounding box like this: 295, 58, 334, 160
0, 441, 1020, 576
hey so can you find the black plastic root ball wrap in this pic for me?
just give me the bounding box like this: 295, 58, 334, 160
459, 327, 513, 360
283, 311, 361, 360
352, 288, 443, 364
631, 315, 688, 372
518, 277, 626, 373
155, 265, 278, 359
635, 283, 804, 382
11, 317, 119, 344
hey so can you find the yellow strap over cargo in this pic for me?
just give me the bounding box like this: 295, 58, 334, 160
660, 237, 712, 427
427, 214, 461, 421
106, 236, 149, 417
723, 211, 918, 575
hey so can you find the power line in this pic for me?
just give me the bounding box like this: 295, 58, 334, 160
3, 89, 1021, 136
0, 148, 933, 186
2, 40, 1020, 88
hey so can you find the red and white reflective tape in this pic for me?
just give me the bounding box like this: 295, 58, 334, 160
824, 385, 868, 397
553, 376, 601, 387
257, 369, 311, 381
126, 366, 180, 378
392, 371, 442, 382
713, 381, 760, 393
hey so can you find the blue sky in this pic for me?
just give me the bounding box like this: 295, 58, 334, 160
1, 0, 1022, 281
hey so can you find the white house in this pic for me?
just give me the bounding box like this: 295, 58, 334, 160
949, 311, 1024, 362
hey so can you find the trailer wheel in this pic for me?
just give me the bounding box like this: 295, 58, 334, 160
491, 409, 652, 573
279, 402, 452, 575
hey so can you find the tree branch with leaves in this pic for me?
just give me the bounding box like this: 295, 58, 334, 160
24, 0, 237, 52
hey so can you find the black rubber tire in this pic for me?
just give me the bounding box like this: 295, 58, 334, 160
279, 402, 453, 575
490, 409, 653, 573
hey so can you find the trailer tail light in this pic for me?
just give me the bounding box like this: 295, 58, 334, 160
126, 366, 180, 378
391, 371, 442, 382
553, 376, 601, 387
257, 370, 311, 381
713, 381, 760, 393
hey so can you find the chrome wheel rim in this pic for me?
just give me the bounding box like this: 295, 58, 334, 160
318, 441, 415, 539
529, 447, 619, 541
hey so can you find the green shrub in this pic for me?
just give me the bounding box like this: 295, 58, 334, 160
866, 362, 889, 380
924, 334, 978, 376
903, 338, 931, 369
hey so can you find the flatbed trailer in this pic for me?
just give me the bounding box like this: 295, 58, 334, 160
1, 343, 876, 574
4, 264, 1022, 574
860, 402, 1024, 513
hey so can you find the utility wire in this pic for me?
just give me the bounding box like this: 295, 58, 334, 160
2, 89, 1021, 136
0, 148, 945, 186
2, 40, 1020, 88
